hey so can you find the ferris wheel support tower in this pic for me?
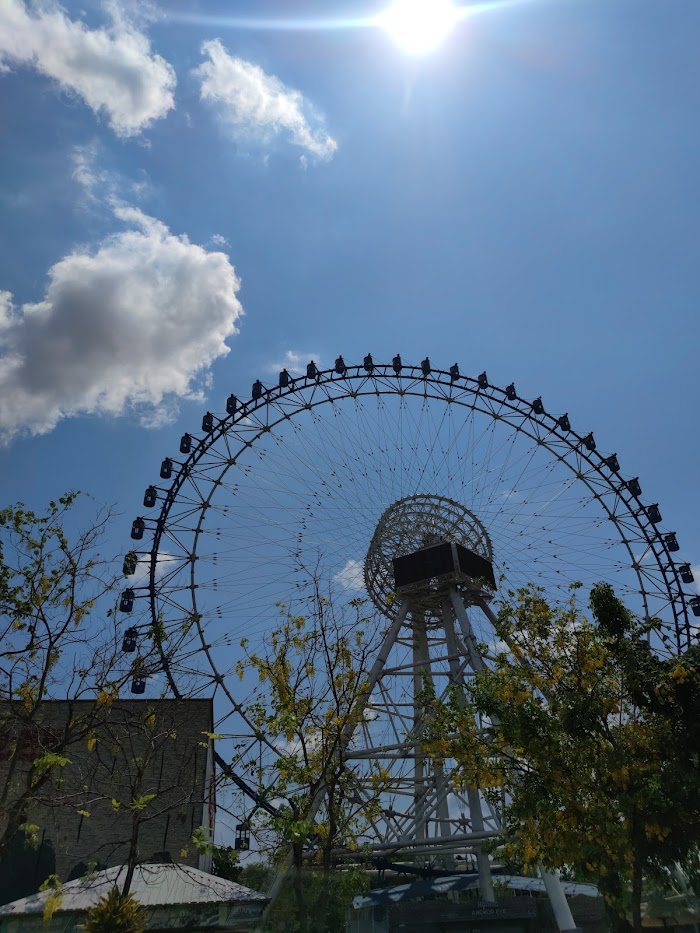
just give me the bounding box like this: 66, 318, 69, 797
343, 494, 581, 931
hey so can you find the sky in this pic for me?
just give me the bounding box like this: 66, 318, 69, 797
1, 0, 699, 583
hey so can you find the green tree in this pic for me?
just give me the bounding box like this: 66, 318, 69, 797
0, 494, 132, 861
0, 495, 201, 913
229, 588, 387, 930
259, 864, 370, 933
211, 844, 242, 882
83, 886, 146, 933
643, 846, 700, 928
235, 591, 387, 871
422, 583, 700, 933
83, 703, 209, 896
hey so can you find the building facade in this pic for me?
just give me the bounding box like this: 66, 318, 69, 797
0, 698, 215, 903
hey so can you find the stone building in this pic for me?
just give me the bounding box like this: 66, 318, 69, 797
0, 698, 215, 903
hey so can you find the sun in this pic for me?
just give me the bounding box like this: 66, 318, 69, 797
380, 0, 459, 55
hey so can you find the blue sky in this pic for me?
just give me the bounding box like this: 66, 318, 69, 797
1, 0, 699, 582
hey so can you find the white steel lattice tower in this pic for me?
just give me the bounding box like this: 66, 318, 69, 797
339, 495, 579, 929
351, 496, 499, 890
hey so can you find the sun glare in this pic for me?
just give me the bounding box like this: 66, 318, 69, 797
381, 0, 459, 55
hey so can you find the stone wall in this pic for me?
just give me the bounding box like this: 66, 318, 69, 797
0, 698, 214, 901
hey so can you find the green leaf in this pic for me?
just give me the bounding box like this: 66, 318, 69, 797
130, 793, 157, 812
33, 752, 70, 775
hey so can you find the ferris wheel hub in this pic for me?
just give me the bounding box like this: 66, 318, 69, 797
364, 494, 494, 619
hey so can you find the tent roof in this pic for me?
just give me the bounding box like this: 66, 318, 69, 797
0, 863, 268, 916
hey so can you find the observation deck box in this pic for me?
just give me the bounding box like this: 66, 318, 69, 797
393, 541, 496, 593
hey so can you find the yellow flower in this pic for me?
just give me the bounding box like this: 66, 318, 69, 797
670, 665, 692, 684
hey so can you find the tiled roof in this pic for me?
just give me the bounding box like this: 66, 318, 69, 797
0, 863, 268, 916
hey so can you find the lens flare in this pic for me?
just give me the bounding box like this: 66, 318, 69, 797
380, 0, 459, 55
165, 2, 541, 41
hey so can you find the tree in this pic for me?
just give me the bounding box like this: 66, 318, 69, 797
211, 844, 242, 882
0, 495, 209, 910
643, 846, 700, 928
258, 863, 371, 933
228, 589, 387, 930
422, 583, 700, 933
83, 886, 146, 933
0, 494, 130, 863
71, 700, 213, 896
235, 591, 387, 870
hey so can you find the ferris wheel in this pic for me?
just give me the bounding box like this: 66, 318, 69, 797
120, 356, 697, 871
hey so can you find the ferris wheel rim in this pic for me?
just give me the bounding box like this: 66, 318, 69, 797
124, 360, 694, 706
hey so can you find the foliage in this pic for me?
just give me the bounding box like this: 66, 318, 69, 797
644, 847, 700, 927
421, 583, 700, 933
39, 874, 63, 924
33, 752, 70, 776
671, 847, 700, 895
192, 825, 213, 855
0, 494, 128, 859
233, 590, 387, 870
226, 861, 370, 932
220, 853, 370, 930
1, 494, 113, 698
88, 704, 204, 896
211, 844, 242, 882
260, 865, 370, 933
82, 886, 146, 933
0, 496, 208, 901
239, 861, 276, 892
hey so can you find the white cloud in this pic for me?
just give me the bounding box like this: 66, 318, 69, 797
72, 142, 152, 205
693, 565, 700, 594
72, 145, 98, 192
132, 551, 178, 584
0, 207, 243, 441
72, 142, 111, 201
276, 730, 321, 760
264, 350, 323, 377
485, 637, 509, 658
0, 0, 175, 137
334, 559, 365, 593
194, 39, 337, 162
137, 399, 181, 430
